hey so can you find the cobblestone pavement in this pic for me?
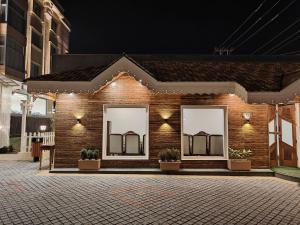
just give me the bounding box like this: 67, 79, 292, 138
0, 161, 300, 225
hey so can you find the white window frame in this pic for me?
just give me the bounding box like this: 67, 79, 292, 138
102, 104, 149, 160
181, 105, 229, 160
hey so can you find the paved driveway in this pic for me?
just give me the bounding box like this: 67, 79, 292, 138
0, 161, 300, 225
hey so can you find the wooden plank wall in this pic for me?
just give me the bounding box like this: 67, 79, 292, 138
55, 75, 271, 169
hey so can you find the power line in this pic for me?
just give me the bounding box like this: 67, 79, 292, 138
227, 0, 282, 49
233, 0, 297, 52
218, 0, 267, 48
251, 18, 300, 54
264, 29, 300, 54
268, 35, 300, 54
280, 50, 300, 55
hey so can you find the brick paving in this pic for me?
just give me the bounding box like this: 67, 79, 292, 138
0, 161, 300, 225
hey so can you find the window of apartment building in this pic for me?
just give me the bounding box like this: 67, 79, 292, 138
181, 106, 228, 160
50, 44, 57, 55
0, 36, 5, 65
32, 30, 42, 49
5, 37, 24, 72
51, 19, 57, 33
31, 98, 47, 116
33, 0, 42, 18
0, 0, 7, 22
7, 0, 26, 34
30, 62, 41, 78
11, 93, 27, 114
103, 105, 149, 160
11, 93, 47, 116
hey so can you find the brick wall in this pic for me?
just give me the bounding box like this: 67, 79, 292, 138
54, 75, 272, 169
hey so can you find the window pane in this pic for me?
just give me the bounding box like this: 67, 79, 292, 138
11, 93, 27, 114
5, 37, 24, 72
268, 120, 275, 146
30, 63, 40, 78
104, 107, 148, 157
31, 98, 47, 115
282, 119, 293, 146
32, 31, 42, 49
182, 108, 225, 157
33, 1, 41, 17
7, 1, 26, 34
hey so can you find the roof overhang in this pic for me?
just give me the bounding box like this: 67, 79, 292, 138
0, 74, 20, 87
26, 56, 300, 104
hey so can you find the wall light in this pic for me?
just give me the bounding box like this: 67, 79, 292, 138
76, 119, 82, 125
242, 112, 252, 123
40, 125, 47, 131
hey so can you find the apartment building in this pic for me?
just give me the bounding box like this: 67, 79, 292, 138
0, 0, 70, 148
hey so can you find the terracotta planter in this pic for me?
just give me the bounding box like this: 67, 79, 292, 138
228, 159, 251, 171
159, 161, 181, 171
78, 159, 101, 170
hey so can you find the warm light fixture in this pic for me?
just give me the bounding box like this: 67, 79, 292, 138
40, 125, 47, 131
76, 119, 82, 124
242, 112, 252, 123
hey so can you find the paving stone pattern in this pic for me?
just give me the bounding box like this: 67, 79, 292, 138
0, 161, 300, 225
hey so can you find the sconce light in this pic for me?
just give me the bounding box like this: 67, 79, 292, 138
242, 112, 252, 123
76, 119, 82, 125
40, 125, 47, 132
164, 118, 169, 123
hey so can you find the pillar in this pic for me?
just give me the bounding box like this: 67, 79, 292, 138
295, 103, 300, 168
0, 84, 12, 148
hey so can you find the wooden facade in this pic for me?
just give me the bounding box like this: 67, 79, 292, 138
54, 75, 274, 169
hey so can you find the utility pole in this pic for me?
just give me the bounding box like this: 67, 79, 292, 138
214, 47, 234, 55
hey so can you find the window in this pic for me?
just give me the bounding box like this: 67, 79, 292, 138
5, 37, 24, 72
11, 93, 27, 114
11, 93, 47, 116
181, 106, 228, 160
32, 30, 42, 49
31, 98, 47, 116
51, 19, 57, 32
7, 0, 26, 34
0, 36, 5, 65
0, 0, 7, 22
33, 0, 42, 18
103, 105, 149, 160
30, 62, 41, 78
51, 44, 57, 55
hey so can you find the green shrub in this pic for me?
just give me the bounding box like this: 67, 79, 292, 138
87, 149, 94, 160
8, 146, 13, 153
80, 148, 88, 160
158, 148, 180, 162
93, 149, 100, 160
229, 147, 252, 159
0, 146, 9, 154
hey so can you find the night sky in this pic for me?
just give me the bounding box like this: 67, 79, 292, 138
59, 0, 299, 55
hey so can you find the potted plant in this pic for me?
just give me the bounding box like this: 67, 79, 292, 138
228, 147, 252, 171
158, 148, 181, 171
78, 148, 101, 170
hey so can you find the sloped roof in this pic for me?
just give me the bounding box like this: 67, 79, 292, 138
27, 54, 300, 92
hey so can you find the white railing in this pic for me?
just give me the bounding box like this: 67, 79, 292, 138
25, 132, 55, 152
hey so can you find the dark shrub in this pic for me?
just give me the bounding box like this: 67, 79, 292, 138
87, 149, 94, 160
0, 146, 9, 154
158, 148, 180, 162
80, 148, 88, 160
93, 149, 100, 160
